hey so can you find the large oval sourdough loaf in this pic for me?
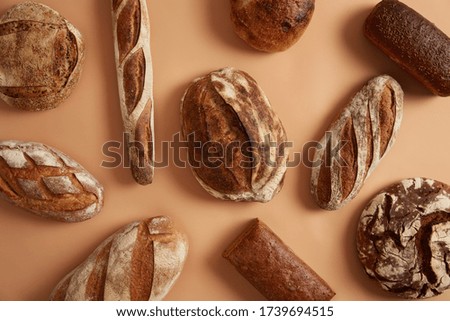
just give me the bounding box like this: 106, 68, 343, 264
181, 67, 288, 203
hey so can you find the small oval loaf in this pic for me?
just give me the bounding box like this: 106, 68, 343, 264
364, 0, 450, 96
111, 0, 154, 185
181, 67, 288, 203
311, 75, 403, 210
0, 2, 85, 111
50, 216, 189, 301
0, 140, 103, 222
230, 0, 315, 52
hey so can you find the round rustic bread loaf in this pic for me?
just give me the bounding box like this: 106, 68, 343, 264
0, 2, 85, 111
230, 0, 315, 52
356, 178, 450, 299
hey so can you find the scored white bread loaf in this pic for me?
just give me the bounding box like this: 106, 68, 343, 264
50, 216, 189, 301
0, 140, 104, 222
111, 0, 154, 185
310, 75, 403, 210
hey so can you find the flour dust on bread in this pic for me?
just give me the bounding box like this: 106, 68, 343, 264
0, 2, 85, 111
50, 216, 189, 301
111, 0, 154, 185
0, 140, 103, 222
311, 75, 403, 210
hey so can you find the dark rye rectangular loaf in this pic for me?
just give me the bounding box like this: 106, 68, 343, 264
364, 0, 450, 96
223, 218, 335, 301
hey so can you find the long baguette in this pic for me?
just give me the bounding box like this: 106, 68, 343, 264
111, 0, 154, 185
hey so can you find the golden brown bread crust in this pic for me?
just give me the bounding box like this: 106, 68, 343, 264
181, 67, 288, 202
0, 2, 84, 111
112, 0, 154, 185
50, 216, 189, 301
230, 0, 315, 52
311, 75, 403, 211
223, 219, 335, 301
0, 140, 103, 222
364, 0, 450, 96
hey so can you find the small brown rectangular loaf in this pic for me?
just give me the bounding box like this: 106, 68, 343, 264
364, 0, 450, 97
223, 218, 335, 301
111, 0, 154, 185
310, 75, 403, 211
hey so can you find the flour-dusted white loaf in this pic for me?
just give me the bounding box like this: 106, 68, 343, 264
111, 0, 154, 185
50, 216, 189, 301
0, 141, 104, 222
311, 75, 403, 210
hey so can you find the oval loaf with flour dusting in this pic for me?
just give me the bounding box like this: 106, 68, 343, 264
0, 140, 103, 222
181, 67, 288, 203
50, 216, 189, 301
310, 75, 403, 210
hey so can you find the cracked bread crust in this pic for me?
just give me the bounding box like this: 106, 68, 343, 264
0, 2, 84, 111
356, 178, 450, 299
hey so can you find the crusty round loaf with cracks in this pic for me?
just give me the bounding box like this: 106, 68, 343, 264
0, 2, 85, 111
357, 178, 450, 299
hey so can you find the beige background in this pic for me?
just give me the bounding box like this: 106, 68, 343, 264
0, 0, 449, 301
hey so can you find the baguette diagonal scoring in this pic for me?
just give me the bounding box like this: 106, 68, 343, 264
111, 0, 154, 185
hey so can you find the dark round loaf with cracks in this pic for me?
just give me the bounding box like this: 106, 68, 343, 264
0, 2, 85, 111
356, 178, 450, 299
230, 0, 315, 52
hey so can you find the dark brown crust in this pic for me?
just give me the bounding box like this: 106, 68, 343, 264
181, 76, 252, 195
339, 119, 357, 200
378, 85, 395, 156
117, 0, 141, 63
223, 219, 335, 301
357, 178, 450, 299
113, 0, 124, 12
230, 0, 315, 52
364, 0, 450, 96
130, 221, 154, 301
130, 99, 153, 185
123, 49, 145, 115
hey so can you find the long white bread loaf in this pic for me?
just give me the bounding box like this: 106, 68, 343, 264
50, 216, 189, 301
111, 0, 154, 185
